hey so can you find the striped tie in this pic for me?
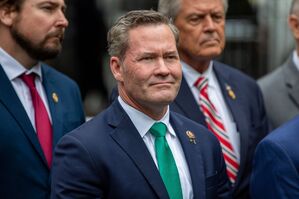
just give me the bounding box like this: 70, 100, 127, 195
194, 76, 239, 183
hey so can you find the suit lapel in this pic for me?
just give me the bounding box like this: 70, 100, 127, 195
170, 113, 206, 199
0, 65, 48, 167
41, 65, 64, 147
283, 58, 299, 108
213, 62, 249, 184
174, 76, 206, 125
108, 101, 169, 199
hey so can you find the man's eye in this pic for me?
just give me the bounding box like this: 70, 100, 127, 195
190, 17, 200, 22
41, 6, 54, 11
142, 57, 154, 61
188, 16, 204, 25
213, 15, 223, 22
166, 55, 178, 60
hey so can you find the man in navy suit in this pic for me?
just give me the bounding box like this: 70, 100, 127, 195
0, 0, 85, 198
51, 10, 231, 199
158, 0, 269, 198
251, 115, 299, 199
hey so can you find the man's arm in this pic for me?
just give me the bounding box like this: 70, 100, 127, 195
51, 134, 103, 199
251, 139, 299, 199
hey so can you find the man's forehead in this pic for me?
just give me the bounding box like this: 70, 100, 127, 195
127, 24, 175, 44
180, 0, 224, 11
25, 0, 66, 6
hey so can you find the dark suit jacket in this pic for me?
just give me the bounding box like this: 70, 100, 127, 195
171, 61, 269, 198
258, 55, 299, 129
0, 64, 85, 199
251, 115, 299, 199
51, 99, 232, 199
109, 61, 269, 198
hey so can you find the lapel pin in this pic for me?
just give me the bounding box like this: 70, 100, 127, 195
52, 92, 59, 103
226, 84, 236, 100
186, 130, 196, 144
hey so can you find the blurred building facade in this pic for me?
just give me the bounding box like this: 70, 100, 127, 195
49, 0, 294, 116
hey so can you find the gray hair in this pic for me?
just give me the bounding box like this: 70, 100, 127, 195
290, 0, 299, 15
107, 10, 179, 60
158, 0, 228, 21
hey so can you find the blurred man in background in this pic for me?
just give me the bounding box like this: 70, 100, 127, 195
258, 0, 299, 129
0, 0, 85, 198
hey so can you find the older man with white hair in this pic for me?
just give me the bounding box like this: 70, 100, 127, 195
158, 0, 269, 198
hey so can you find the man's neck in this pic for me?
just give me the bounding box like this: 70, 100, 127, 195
178, 52, 211, 73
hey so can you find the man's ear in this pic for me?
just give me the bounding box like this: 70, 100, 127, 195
110, 56, 124, 82
0, 6, 17, 26
289, 14, 299, 39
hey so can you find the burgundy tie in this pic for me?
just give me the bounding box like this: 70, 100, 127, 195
194, 76, 239, 183
20, 73, 53, 168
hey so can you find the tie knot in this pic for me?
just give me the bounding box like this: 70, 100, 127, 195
20, 73, 36, 89
194, 76, 208, 91
150, 122, 167, 137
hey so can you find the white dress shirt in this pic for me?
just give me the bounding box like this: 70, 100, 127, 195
0, 48, 52, 131
292, 50, 299, 72
182, 61, 240, 161
118, 96, 193, 199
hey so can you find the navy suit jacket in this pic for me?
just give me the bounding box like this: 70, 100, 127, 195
171, 61, 269, 198
51, 100, 232, 199
251, 115, 299, 199
0, 64, 85, 199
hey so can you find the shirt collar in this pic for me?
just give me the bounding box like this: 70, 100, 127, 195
0, 48, 42, 81
118, 96, 175, 138
181, 60, 215, 88
292, 50, 299, 72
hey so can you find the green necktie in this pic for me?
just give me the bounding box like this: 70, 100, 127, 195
150, 122, 183, 199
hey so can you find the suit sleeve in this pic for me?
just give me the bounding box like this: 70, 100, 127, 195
257, 85, 271, 133
50, 134, 102, 199
250, 140, 299, 199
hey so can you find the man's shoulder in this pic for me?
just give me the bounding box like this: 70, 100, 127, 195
41, 63, 78, 87
213, 61, 262, 96
213, 61, 256, 84
259, 116, 299, 155
269, 116, 299, 139
66, 101, 122, 138
258, 65, 284, 89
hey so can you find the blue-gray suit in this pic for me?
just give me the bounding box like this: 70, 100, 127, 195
51, 100, 232, 199
251, 115, 299, 199
0, 64, 85, 199
258, 55, 299, 129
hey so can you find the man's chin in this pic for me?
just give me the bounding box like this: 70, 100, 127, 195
151, 95, 176, 106
198, 50, 222, 60
32, 48, 61, 61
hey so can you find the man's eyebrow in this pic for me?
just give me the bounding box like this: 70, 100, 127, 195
37, 1, 67, 10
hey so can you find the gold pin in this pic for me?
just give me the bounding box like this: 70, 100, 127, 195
52, 92, 59, 103
186, 130, 196, 144
226, 84, 236, 100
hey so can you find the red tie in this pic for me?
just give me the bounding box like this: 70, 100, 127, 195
20, 73, 53, 168
194, 76, 239, 183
